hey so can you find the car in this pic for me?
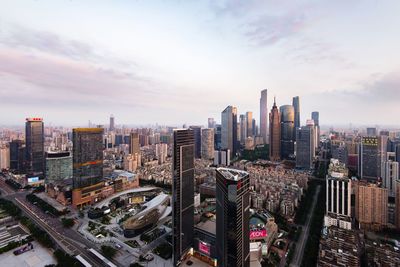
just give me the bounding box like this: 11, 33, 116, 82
115, 244, 122, 249
186, 260, 193, 266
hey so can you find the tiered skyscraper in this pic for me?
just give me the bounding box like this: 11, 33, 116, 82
269, 98, 281, 161
172, 129, 195, 266
216, 168, 250, 267
259, 89, 268, 144
25, 118, 45, 177
280, 105, 295, 159
221, 106, 237, 157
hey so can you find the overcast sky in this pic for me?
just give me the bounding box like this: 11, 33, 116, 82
0, 0, 400, 127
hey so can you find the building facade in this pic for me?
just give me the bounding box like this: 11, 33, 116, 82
280, 105, 295, 159
260, 89, 268, 144
172, 129, 195, 266
216, 168, 250, 267
201, 128, 214, 160
292, 96, 300, 130
25, 118, 45, 177
72, 128, 104, 189
295, 125, 314, 169
190, 126, 202, 159
269, 98, 281, 161
45, 152, 73, 184
359, 137, 379, 181
221, 106, 237, 157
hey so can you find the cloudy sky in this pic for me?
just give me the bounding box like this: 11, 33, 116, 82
0, 0, 399, 127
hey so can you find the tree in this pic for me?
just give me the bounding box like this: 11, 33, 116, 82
61, 218, 75, 228
101, 245, 117, 259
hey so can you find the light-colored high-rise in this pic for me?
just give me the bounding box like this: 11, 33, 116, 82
221, 106, 237, 157
381, 152, 398, 197
355, 181, 388, 230
201, 128, 214, 160
260, 89, 268, 144
239, 114, 247, 144
0, 144, 10, 170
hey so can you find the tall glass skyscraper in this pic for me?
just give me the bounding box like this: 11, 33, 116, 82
189, 126, 202, 159
72, 128, 104, 189
172, 129, 195, 266
280, 105, 295, 159
296, 125, 314, 169
221, 106, 237, 158
25, 118, 44, 177
260, 89, 268, 144
292, 96, 300, 129
216, 168, 250, 267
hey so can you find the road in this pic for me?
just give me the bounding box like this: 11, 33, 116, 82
289, 185, 321, 267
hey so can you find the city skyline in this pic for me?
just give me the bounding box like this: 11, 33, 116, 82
1, 1, 400, 126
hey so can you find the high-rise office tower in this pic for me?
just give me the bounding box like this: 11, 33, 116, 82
252, 118, 257, 136
260, 89, 268, 144
72, 128, 104, 189
216, 168, 250, 267
221, 106, 237, 157
359, 137, 379, 182
190, 126, 202, 159
9, 140, 24, 173
129, 132, 140, 154
324, 159, 352, 230
381, 152, 399, 197
246, 112, 253, 138
280, 105, 295, 159
311, 111, 320, 148
292, 96, 300, 129
214, 124, 222, 150
269, 98, 281, 161
25, 118, 45, 177
201, 128, 214, 160
45, 152, 73, 184
172, 129, 195, 266
239, 114, 247, 144
208, 118, 216, 129
296, 124, 314, 169
109, 114, 115, 132
367, 127, 377, 137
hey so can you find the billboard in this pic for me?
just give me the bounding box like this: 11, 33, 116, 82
250, 229, 267, 240
199, 241, 210, 255
27, 177, 39, 184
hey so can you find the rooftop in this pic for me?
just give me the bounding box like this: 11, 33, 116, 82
217, 167, 248, 181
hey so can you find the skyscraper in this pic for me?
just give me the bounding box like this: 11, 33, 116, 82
239, 114, 247, 144
324, 159, 352, 230
72, 128, 104, 189
296, 124, 314, 169
269, 98, 281, 161
367, 127, 377, 137
280, 105, 295, 159
25, 118, 45, 177
201, 128, 214, 160
0, 145, 10, 170
129, 132, 140, 155
292, 96, 300, 129
172, 129, 195, 266
246, 112, 253, 138
221, 106, 237, 157
311, 111, 320, 148
359, 136, 379, 182
208, 118, 216, 129
9, 139, 24, 173
381, 152, 398, 197
216, 168, 250, 267
260, 89, 268, 144
109, 114, 115, 132
190, 126, 202, 159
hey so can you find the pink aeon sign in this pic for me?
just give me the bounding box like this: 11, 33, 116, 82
199, 242, 210, 255
250, 229, 267, 240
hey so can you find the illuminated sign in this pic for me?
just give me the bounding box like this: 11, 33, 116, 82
27, 177, 39, 183
250, 229, 267, 240
26, 118, 43, 122
199, 241, 210, 255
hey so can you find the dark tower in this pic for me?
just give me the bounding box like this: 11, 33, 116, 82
216, 167, 250, 267
25, 118, 44, 177
269, 98, 281, 161
72, 128, 104, 188
293, 96, 300, 129
172, 129, 195, 266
